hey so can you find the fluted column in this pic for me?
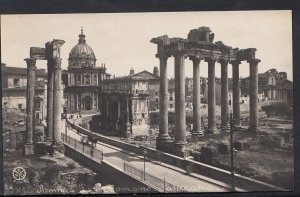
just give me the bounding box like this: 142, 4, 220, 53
190, 56, 204, 136
46, 60, 54, 142
206, 58, 218, 134
158, 56, 171, 143
174, 53, 187, 146
220, 59, 229, 132
52, 57, 62, 143
25, 58, 36, 146
231, 60, 241, 126
248, 59, 260, 133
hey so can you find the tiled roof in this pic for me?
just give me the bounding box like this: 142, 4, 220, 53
2, 66, 47, 77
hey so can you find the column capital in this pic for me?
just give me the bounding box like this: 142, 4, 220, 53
230, 60, 241, 65
205, 57, 217, 63
24, 58, 37, 70
173, 50, 187, 58
247, 58, 261, 64
189, 55, 203, 62
218, 59, 229, 65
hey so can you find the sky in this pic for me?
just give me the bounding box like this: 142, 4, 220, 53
1, 11, 293, 80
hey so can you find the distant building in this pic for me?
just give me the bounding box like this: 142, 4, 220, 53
100, 68, 158, 136
64, 29, 110, 112
1, 63, 48, 122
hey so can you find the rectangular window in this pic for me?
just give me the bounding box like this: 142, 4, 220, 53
156, 98, 158, 102
13, 78, 20, 86
155, 91, 158, 96
35, 101, 40, 110
170, 104, 173, 108
169, 96, 173, 101
18, 104, 22, 109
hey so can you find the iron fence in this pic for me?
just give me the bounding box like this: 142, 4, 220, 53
61, 133, 103, 163
123, 162, 185, 192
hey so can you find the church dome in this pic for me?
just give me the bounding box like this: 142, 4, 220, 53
68, 28, 96, 68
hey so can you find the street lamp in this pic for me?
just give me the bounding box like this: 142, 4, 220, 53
229, 112, 235, 191
142, 148, 147, 181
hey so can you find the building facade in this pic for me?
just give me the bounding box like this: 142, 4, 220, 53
64, 29, 110, 112
2, 63, 48, 122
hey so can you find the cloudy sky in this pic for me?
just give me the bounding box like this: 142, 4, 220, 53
1, 10, 292, 80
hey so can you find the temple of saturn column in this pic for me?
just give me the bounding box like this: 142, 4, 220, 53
151, 27, 260, 157
24, 39, 65, 156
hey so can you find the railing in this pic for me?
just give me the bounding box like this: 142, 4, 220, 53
61, 133, 103, 163
123, 162, 185, 192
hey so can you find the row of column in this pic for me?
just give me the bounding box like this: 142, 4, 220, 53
157, 54, 260, 147
24, 57, 63, 152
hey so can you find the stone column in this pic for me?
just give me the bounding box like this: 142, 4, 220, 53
248, 59, 260, 133
24, 58, 36, 155
190, 56, 204, 136
174, 53, 187, 156
46, 60, 54, 142
52, 57, 62, 144
231, 60, 241, 126
157, 56, 171, 147
220, 59, 229, 132
206, 58, 218, 134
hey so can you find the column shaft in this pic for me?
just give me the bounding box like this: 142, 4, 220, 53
25, 58, 36, 144
158, 57, 170, 140
249, 59, 260, 132
232, 61, 241, 126
46, 62, 54, 141
191, 57, 203, 135
174, 54, 186, 144
52, 58, 62, 143
221, 60, 229, 131
207, 58, 217, 133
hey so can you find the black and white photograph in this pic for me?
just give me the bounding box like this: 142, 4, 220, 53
1, 10, 294, 195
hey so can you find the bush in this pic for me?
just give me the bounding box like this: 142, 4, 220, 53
261, 102, 292, 117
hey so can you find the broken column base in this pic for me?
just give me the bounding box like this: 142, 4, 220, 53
50, 141, 65, 158
24, 143, 35, 156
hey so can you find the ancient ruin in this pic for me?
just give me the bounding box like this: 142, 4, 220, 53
151, 27, 260, 157
24, 39, 65, 155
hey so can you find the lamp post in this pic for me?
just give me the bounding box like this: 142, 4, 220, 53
142, 148, 147, 181
229, 112, 235, 191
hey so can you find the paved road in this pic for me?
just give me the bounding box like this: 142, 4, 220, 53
65, 127, 234, 193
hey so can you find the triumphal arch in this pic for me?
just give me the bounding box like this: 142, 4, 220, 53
24, 39, 65, 156
151, 27, 260, 157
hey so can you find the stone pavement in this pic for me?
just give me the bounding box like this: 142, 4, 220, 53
66, 128, 244, 193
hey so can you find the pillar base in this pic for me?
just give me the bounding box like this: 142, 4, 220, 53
24, 143, 35, 156
156, 135, 171, 151
50, 141, 65, 158
248, 126, 259, 133
207, 128, 219, 134
220, 126, 230, 132
191, 130, 204, 136
173, 142, 189, 158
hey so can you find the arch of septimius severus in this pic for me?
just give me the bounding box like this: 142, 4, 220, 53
24, 39, 65, 156
151, 27, 260, 157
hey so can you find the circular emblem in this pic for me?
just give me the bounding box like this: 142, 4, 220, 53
12, 167, 26, 181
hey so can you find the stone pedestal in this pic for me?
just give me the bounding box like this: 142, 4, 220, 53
24, 144, 35, 155
173, 143, 190, 158
50, 142, 65, 157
